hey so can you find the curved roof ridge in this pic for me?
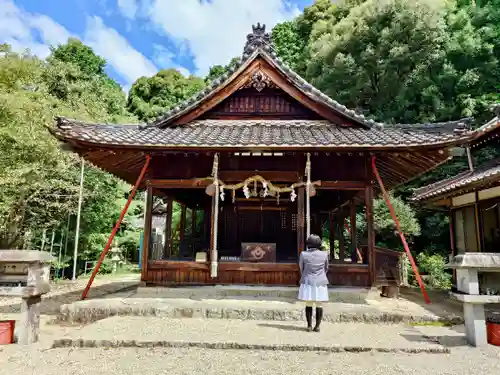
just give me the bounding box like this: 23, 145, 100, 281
146, 23, 386, 130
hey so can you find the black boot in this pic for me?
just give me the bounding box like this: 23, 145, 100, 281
305, 306, 313, 332
313, 307, 323, 332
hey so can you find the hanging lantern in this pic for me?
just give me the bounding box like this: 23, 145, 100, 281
205, 183, 216, 196
232, 190, 236, 203
290, 188, 297, 202
220, 187, 225, 201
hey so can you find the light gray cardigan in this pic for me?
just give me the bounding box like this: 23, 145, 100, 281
299, 248, 329, 286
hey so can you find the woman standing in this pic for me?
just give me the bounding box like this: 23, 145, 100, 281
298, 234, 329, 332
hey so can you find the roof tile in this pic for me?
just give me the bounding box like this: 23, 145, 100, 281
53, 118, 468, 149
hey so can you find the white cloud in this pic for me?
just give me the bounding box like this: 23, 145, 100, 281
84, 16, 158, 84
152, 43, 191, 76
146, 0, 299, 75
0, 0, 71, 58
117, 0, 138, 19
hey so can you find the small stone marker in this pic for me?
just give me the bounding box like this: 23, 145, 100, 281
0, 250, 54, 344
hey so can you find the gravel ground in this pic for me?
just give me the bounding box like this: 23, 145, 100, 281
1, 346, 500, 375
56, 316, 458, 351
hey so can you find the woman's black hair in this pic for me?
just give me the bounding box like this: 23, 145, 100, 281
306, 234, 323, 250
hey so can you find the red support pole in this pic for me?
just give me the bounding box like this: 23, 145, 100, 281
81, 155, 151, 300
371, 156, 431, 304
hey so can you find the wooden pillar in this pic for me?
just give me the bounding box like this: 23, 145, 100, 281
297, 186, 305, 255
474, 192, 483, 252
180, 204, 186, 243
204, 206, 211, 250
350, 200, 357, 263
191, 208, 198, 255
329, 211, 335, 261
163, 196, 173, 259
365, 184, 375, 284
449, 210, 457, 289
141, 185, 153, 280
338, 210, 346, 263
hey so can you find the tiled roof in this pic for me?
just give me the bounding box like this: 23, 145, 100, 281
470, 105, 500, 148
53, 118, 470, 149
144, 24, 472, 132
412, 158, 500, 201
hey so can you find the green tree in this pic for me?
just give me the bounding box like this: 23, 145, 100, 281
271, 21, 307, 72
50, 38, 106, 77
205, 57, 240, 83
127, 69, 205, 122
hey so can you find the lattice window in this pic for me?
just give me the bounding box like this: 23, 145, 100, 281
280, 210, 287, 229
291, 213, 298, 232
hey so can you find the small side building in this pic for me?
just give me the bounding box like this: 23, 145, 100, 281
412, 105, 500, 291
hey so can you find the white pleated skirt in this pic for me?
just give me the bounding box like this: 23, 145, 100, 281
298, 284, 329, 302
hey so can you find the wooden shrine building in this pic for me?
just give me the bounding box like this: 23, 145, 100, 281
412, 105, 500, 290
51, 24, 474, 287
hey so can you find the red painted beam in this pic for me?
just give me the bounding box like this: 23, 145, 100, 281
371, 156, 431, 304
81, 155, 151, 300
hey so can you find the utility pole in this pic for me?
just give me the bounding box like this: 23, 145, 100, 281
72, 158, 85, 281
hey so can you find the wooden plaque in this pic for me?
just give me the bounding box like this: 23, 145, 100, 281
241, 243, 276, 263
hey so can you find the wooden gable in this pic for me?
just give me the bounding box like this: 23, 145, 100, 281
171, 57, 359, 127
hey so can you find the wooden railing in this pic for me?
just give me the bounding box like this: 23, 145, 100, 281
373, 246, 404, 286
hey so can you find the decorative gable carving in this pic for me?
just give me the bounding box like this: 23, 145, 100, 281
202, 87, 321, 119
240, 70, 278, 92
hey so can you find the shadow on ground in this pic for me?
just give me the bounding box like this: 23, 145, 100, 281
256, 322, 309, 332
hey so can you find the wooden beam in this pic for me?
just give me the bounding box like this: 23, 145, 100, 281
180, 204, 187, 243
218, 170, 299, 182
329, 212, 336, 261
147, 179, 209, 188
338, 210, 345, 263
365, 184, 375, 284
319, 181, 365, 190
350, 200, 357, 262
141, 185, 154, 279
163, 196, 173, 259
297, 186, 305, 256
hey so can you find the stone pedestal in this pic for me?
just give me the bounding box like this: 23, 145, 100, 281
447, 253, 500, 347
0, 250, 53, 345
18, 295, 41, 345
463, 302, 487, 347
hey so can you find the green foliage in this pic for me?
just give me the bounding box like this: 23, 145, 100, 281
0, 42, 139, 278
357, 195, 420, 250
205, 57, 240, 83
127, 69, 205, 121
413, 252, 452, 290
271, 21, 307, 72
51, 38, 106, 77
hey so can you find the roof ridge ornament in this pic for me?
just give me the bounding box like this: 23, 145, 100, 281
243, 23, 271, 58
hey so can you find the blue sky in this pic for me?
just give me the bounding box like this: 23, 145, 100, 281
1, 0, 313, 90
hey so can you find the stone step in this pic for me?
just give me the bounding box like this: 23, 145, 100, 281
133, 285, 383, 303
50, 316, 459, 354
58, 296, 463, 325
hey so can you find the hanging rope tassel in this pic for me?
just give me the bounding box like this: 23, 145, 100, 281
305, 153, 311, 237
210, 153, 220, 278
